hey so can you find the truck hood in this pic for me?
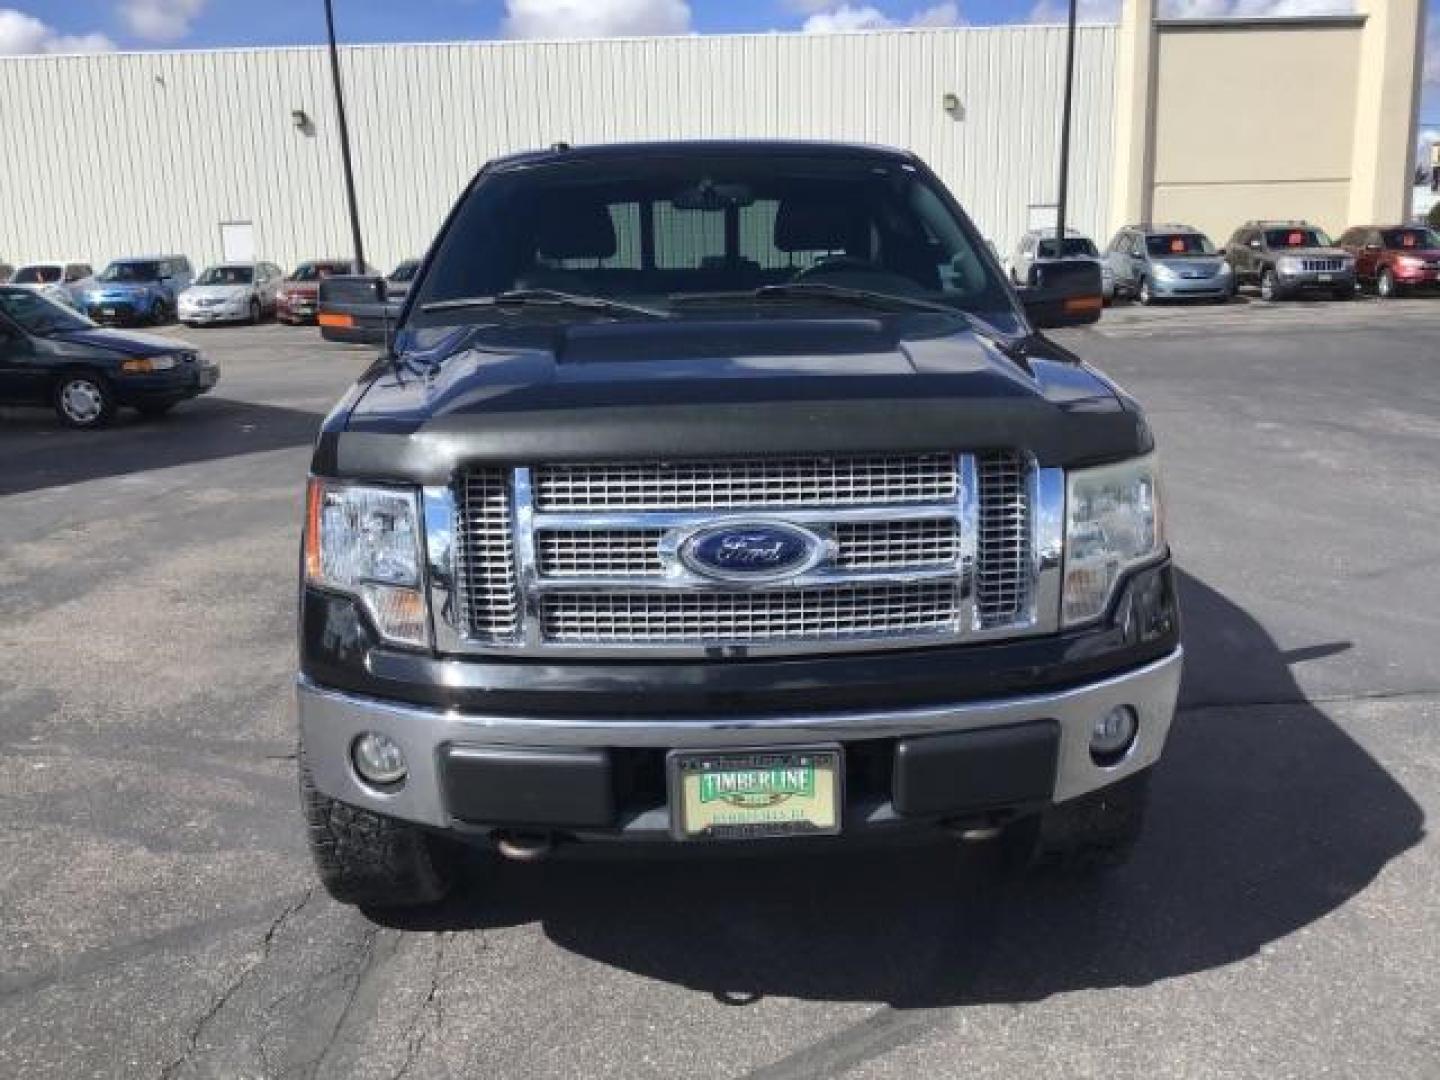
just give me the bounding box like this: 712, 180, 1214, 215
316, 316, 1150, 482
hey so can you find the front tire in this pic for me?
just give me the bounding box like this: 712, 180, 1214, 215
1377, 268, 1398, 299
1138, 278, 1154, 306
299, 750, 456, 908
248, 298, 262, 325
1005, 770, 1151, 873
53, 373, 117, 429
150, 297, 171, 326
1260, 268, 1283, 302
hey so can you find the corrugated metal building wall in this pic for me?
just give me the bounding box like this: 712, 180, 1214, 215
0, 26, 1116, 275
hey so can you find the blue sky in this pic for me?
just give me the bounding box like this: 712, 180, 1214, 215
2, 1, 1436, 131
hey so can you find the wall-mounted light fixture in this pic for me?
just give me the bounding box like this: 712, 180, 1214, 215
942, 93, 964, 120
292, 108, 311, 129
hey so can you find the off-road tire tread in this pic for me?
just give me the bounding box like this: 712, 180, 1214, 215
299, 749, 452, 908
1017, 770, 1151, 874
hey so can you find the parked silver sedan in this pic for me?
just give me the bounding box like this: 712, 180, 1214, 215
178, 261, 285, 326
1006, 229, 1114, 301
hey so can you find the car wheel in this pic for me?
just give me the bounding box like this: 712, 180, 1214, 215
299, 746, 459, 908
53, 373, 117, 429
151, 297, 171, 326
1377, 268, 1397, 300
1003, 770, 1151, 874
1260, 269, 1282, 302
1138, 278, 1154, 305
249, 298, 262, 325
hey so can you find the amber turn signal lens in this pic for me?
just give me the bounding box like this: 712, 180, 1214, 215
1063, 295, 1103, 315
317, 312, 354, 328
304, 478, 324, 582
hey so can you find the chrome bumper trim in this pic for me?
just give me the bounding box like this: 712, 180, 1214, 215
297, 647, 1183, 830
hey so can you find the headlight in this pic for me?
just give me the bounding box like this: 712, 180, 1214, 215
121, 354, 179, 373
1217, 261, 1233, 276
304, 479, 429, 648
1150, 263, 1176, 281
1063, 454, 1164, 626
1278, 256, 1302, 274
1398, 256, 1425, 271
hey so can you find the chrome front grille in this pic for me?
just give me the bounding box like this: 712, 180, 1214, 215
454, 469, 521, 641
1301, 258, 1345, 273
540, 582, 960, 645
975, 453, 1031, 627
533, 455, 956, 511
445, 452, 1055, 655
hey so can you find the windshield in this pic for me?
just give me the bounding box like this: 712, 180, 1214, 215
99, 261, 162, 283
389, 261, 420, 282
197, 266, 253, 286
1146, 233, 1215, 256
410, 154, 1011, 324
1037, 237, 1097, 259
1265, 228, 1330, 249
12, 265, 62, 284
1382, 228, 1440, 250
0, 288, 94, 335
291, 263, 345, 282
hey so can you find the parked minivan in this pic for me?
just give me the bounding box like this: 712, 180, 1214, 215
1104, 225, 1233, 304
82, 255, 195, 326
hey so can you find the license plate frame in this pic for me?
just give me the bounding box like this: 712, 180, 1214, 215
667, 746, 844, 842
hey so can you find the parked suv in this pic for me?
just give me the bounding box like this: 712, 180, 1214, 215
179, 261, 285, 325
10, 260, 94, 310
1104, 224, 1232, 304
295, 141, 1178, 909
277, 260, 368, 324
1007, 229, 1114, 301
1224, 221, 1354, 301
83, 255, 195, 326
1337, 225, 1440, 298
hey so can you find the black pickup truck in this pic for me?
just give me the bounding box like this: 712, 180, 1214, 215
300, 141, 1181, 908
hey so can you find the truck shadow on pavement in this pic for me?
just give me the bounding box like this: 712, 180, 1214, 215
0, 398, 322, 496
379, 570, 1425, 1008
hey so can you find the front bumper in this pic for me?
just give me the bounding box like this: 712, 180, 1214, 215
1150, 276, 1232, 299
1275, 269, 1355, 293
180, 304, 246, 324
113, 359, 220, 404
277, 297, 317, 322
298, 646, 1183, 840
87, 298, 154, 324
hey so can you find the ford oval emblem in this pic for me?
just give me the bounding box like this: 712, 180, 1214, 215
679, 522, 825, 582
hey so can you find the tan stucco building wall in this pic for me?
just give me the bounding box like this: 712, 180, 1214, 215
1109, 0, 1424, 245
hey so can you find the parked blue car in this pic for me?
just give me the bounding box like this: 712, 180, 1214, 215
82, 255, 195, 327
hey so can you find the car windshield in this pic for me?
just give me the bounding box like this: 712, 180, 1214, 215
291, 263, 345, 282
1264, 228, 1329, 249
389, 261, 420, 282
12, 265, 62, 284
1036, 237, 1097, 259
99, 261, 162, 283
0, 288, 94, 335
409, 153, 1013, 324
197, 266, 253, 286
1382, 228, 1440, 250
1146, 233, 1215, 256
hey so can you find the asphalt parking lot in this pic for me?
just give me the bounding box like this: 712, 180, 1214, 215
2, 296, 1438, 1079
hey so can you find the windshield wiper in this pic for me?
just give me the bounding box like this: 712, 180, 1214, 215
674, 282, 1020, 353
420, 288, 670, 320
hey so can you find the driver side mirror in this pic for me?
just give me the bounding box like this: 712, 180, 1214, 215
1248, 238, 1262, 250
1018, 260, 1103, 330
317, 275, 402, 347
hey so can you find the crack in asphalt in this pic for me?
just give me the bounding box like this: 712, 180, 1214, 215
391, 933, 450, 1080
304, 924, 388, 1080
158, 887, 314, 1080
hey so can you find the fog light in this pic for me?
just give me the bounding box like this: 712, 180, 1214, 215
352, 732, 407, 785
1090, 705, 1138, 764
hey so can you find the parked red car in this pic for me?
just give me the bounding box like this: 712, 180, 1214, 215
276, 260, 369, 324
1338, 225, 1440, 298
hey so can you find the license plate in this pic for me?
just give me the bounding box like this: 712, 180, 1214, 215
669, 747, 842, 840
1318, 274, 1333, 282
102, 307, 115, 316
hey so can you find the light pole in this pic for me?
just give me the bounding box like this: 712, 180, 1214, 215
1054, 0, 1079, 245
323, 0, 366, 274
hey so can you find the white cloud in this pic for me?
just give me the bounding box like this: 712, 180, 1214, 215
0, 9, 115, 54
503, 0, 692, 38
1027, 0, 1121, 24
802, 2, 965, 33
120, 0, 205, 42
